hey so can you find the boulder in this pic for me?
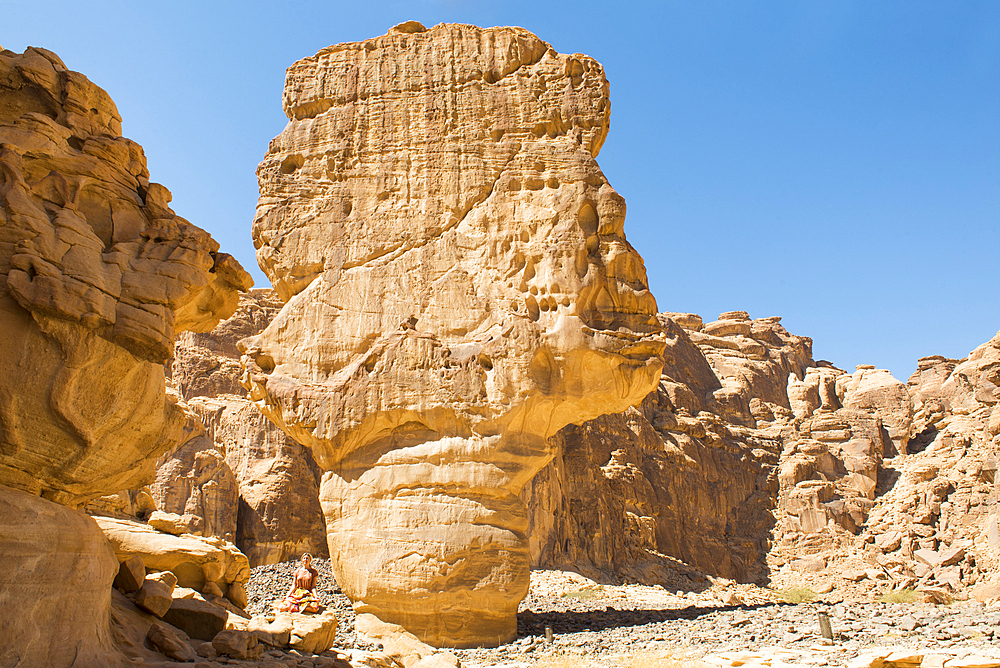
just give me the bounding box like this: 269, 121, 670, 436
148, 510, 200, 536
147, 570, 178, 590
212, 629, 262, 660
114, 555, 146, 593
288, 609, 339, 654
242, 21, 665, 647
95, 516, 249, 592
356, 613, 460, 668
146, 620, 197, 662
227, 580, 248, 608
161, 597, 229, 641
247, 615, 292, 647
0, 485, 119, 668
258, 610, 339, 654
134, 578, 173, 617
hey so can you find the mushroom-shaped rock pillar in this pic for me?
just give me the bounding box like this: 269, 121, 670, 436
241, 22, 664, 648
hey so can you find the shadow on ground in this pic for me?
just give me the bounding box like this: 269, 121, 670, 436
517, 602, 784, 637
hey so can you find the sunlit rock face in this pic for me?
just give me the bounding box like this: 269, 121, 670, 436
0, 47, 252, 507
0, 46, 251, 668
242, 22, 664, 647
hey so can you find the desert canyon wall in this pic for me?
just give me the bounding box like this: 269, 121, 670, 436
0, 45, 252, 667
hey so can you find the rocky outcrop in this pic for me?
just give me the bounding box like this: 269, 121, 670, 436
0, 46, 250, 668
523, 313, 801, 583
241, 21, 665, 647
171, 290, 328, 565
0, 485, 120, 668
96, 516, 250, 603
148, 432, 239, 541
0, 46, 252, 506
848, 332, 1000, 596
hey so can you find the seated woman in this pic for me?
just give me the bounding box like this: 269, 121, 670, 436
276, 553, 321, 613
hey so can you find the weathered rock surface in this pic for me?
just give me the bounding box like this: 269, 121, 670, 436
171, 290, 328, 565
162, 597, 229, 641
0, 46, 251, 506
0, 485, 119, 668
522, 313, 999, 598
148, 432, 239, 541
145, 620, 197, 662
241, 21, 665, 647
522, 312, 816, 582
96, 516, 250, 600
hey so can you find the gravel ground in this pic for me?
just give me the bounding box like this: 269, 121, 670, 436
245, 565, 1000, 667
454, 571, 1000, 667
245, 557, 377, 651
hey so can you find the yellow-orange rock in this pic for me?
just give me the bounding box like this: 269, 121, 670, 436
0, 47, 252, 506
242, 22, 664, 647
0, 485, 119, 668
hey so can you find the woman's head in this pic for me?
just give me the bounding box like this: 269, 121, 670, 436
301, 553, 313, 566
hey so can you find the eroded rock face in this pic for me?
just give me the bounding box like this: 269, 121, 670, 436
0, 47, 252, 506
242, 22, 665, 646
0, 485, 119, 668
523, 314, 795, 583
171, 291, 328, 565
148, 432, 239, 541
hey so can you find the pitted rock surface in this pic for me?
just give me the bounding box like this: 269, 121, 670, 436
242, 21, 665, 647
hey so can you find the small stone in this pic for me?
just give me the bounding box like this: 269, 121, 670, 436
939, 547, 966, 567
915, 548, 942, 567
203, 581, 225, 598
196, 641, 217, 658
147, 620, 197, 662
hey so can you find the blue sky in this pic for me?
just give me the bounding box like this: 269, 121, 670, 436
4, 1, 998, 380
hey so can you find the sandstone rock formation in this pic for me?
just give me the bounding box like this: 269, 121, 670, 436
172, 290, 328, 565
0, 485, 119, 668
96, 516, 250, 598
0, 46, 252, 506
851, 332, 1000, 596
523, 309, 1000, 602
523, 312, 803, 582
0, 45, 250, 667
148, 432, 239, 541
241, 21, 665, 646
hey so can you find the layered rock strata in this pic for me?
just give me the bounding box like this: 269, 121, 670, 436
171, 290, 329, 565
241, 22, 665, 646
523, 312, 803, 582
851, 332, 1000, 596
147, 431, 240, 541
0, 46, 252, 506
0, 46, 250, 667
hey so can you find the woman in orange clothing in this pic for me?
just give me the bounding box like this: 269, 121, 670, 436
276, 553, 321, 613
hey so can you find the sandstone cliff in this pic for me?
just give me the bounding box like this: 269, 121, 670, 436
0, 46, 253, 506
524, 310, 999, 601
0, 46, 251, 668
171, 290, 329, 566
241, 21, 665, 647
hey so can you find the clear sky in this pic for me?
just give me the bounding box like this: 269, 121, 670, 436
4, 1, 998, 381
